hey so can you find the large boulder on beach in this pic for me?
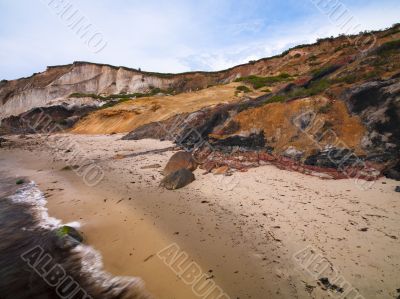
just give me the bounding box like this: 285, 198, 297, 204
160, 168, 195, 190
163, 151, 197, 176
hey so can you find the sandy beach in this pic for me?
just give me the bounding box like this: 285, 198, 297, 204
1, 133, 399, 299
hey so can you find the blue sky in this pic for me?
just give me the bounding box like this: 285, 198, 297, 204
0, 0, 399, 80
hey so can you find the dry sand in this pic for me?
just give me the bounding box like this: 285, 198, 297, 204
71, 82, 267, 135
0, 133, 399, 299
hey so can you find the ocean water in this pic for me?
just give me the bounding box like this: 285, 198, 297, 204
0, 177, 151, 299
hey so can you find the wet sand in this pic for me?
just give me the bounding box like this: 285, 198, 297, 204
1, 133, 399, 298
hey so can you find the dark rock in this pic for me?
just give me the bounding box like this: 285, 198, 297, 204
384, 169, 400, 181
140, 163, 162, 169
163, 151, 198, 176
209, 131, 265, 149
0, 137, 7, 147
318, 277, 344, 293
122, 109, 213, 146
304, 148, 360, 169
160, 168, 195, 190
0, 105, 95, 135
383, 161, 400, 181
343, 78, 400, 154
395, 186, 400, 192
366, 153, 397, 163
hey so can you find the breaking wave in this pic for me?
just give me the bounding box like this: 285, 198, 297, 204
0, 179, 151, 299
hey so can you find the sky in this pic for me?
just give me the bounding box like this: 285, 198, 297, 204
0, 0, 399, 80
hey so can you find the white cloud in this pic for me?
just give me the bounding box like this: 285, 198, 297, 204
0, 0, 399, 79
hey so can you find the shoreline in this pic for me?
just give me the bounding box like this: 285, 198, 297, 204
1, 133, 399, 298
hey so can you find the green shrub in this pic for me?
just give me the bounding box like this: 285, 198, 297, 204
236, 85, 251, 93
261, 88, 271, 93
312, 66, 334, 78
307, 55, 318, 61
307, 79, 331, 95
318, 102, 333, 114
57, 119, 68, 126
334, 43, 349, 52
262, 95, 286, 105
69, 93, 106, 100
16, 179, 25, 185
332, 74, 358, 84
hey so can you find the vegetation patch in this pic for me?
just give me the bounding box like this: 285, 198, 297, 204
258, 79, 331, 108
376, 39, 400, 56
262, 95, 287, 104
234, 73, 292, 89
331, 71, 381, 84
69, 87, 174, 110
307, 55, 318, 61
236, 85, 251, 93
311, 65, 340, 79
318, 102, 333, 114
69, 93, 106, 100
69, 87, 172, 102
292, 79, 331, 97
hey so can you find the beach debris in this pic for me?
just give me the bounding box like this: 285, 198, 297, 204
212, 165, 230, 175
143, 254, 155, 262
205, 275, 215, 280
318, 277, 344, 293
16, 179, 25, 185
304, 283, 316, 294
56, 225, 83, 243
395, 186, 400, 192
61, 165, 79, 171
140, 163, 161, 169
0, 137, 7, 147
162, 151, 197, 176
160, 168, 195, 190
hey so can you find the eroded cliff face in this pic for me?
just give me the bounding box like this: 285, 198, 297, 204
1, 25, 399, 178
4, 25, 399, 120
0, 62, 178, 119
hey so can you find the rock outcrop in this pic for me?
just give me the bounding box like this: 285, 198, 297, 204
343, 77, 400, 155
0, 105, 95, 135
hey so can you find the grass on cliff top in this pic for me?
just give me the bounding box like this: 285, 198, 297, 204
234, 73, 292, 89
